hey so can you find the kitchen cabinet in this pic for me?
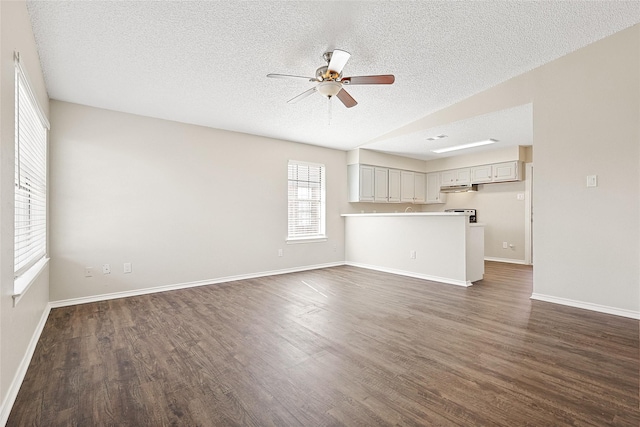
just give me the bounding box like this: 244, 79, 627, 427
348, 164, 375, 202
470, 161, 520, 184
374, 167, 389, 202
426, 172, 446, 204
348, 164, 426, 204
492, 161, 519, 182
400, 171, 426, 203
441, 168, 471, 186
414, 173, 426, 203
388, 169, 401, 202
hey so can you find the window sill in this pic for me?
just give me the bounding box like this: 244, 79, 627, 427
286, 236, 328, 244
13, 257, 49, 307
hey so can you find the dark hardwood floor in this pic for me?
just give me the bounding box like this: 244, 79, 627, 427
8, 262, 640, 426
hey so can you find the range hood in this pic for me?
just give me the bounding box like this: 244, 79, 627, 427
440, 184, 478, 193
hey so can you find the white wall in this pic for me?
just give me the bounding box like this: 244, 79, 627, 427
531, 25, 639, 316
0, 0, 50, 420
49, 101, 347, 302
424, 180, 527, 262
365, 24, 640, 317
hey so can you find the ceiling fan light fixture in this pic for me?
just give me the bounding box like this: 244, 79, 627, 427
317, 81, 342, 98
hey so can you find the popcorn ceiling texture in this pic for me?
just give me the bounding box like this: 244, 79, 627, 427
26, 1, 640, 155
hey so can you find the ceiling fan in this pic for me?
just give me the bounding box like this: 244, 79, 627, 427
267, 49, 395, 108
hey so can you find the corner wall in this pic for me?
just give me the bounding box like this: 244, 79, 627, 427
0, 0, 51, 423
531, 24, 639, 316
49, 101, 347, 302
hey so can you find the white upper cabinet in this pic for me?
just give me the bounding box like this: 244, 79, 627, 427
414, 173, 426, 203
441, 168, 471, 186
348, 164, 374, 202
374, 167, 389, 202
400, 171, 415, 202
348, 164, 428, 204
470, 161, 520, 184
425, 172, 446, 204
388, 169, 401, 203
492, 161, 519, 182
470, 165, 493, 183
400, 171, 426, 203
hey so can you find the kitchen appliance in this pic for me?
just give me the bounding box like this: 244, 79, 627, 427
445, 209, 477, 223
440, 183, 478, 193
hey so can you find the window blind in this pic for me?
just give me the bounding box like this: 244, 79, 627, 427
15, 54, 48, 277
288, 161, 325, 238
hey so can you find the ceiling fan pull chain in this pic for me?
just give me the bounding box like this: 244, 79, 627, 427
327, 97, 332, 126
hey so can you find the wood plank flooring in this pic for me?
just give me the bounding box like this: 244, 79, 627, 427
8, 262, 640, 426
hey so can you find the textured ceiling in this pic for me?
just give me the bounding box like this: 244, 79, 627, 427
27, 1, 640, 159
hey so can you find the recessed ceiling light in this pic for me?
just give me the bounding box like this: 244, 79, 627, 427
431, 138, 498, 154
426, 134, 448, 141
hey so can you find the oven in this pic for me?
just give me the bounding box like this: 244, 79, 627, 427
445, 209, 477, 223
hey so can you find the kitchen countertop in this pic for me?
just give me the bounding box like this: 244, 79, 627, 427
341, 212, 468, 217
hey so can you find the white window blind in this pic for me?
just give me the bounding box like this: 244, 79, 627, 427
15, 53, 48, 278
288, 161, 325, 239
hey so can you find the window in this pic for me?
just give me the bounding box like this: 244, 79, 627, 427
14, 52, 49, 284
287, 161, 326, 240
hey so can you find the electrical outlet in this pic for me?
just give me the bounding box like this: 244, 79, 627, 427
502, 242, 508, 249
586, 175, 597, 187
84, 267, 93, 278
278, 249, 283, 257
102, 264, 111, 274
410, 250, 416, 259
124, 262, 132, 273
517, 193, 525, 200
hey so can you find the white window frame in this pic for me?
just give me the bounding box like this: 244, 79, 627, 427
13, 51, 50, 301
287, 160, 327, 243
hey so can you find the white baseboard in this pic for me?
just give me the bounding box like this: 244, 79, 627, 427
50, 262, 345, 308
531, 293, 640, 320
484, 257, 528, 265
0, 303, 51, 427
345, 262, 472, 287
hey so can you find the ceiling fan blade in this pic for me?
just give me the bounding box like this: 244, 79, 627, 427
287, 87, 317, 104
336, 88, 357, 108
328, 49, 351, 74
267, 73, 316, 82
341, 75, 395, 85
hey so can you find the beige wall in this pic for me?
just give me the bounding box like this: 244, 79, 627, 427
0, 0, 50, 419
49, 101, 347, 302
424, 181, 527, 262
378, 24, 640, 316
531, 24, 639, 312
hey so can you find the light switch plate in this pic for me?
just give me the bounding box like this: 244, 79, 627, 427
586, 175, 597, 187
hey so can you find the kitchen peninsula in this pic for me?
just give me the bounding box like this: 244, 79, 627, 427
342, 212, 484, 286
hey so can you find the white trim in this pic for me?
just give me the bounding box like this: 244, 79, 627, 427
286, 236, 328, 244
484, 257, 527, 265
0, 303, 51, 426
524, 162, 533, 265
345, 262, 472, 287
13, 257, 50, 307
50, 262, 344, 308
531, 293, 640, 320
